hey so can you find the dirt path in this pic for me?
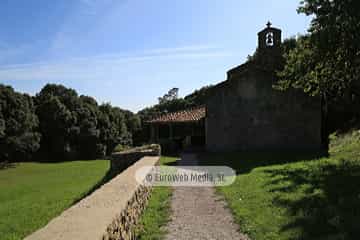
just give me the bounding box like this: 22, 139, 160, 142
164, 153, 249, 240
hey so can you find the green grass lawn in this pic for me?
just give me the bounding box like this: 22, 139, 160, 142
0, 160, 110, 240
200, 130, 360, 240
135, 156, 179, 240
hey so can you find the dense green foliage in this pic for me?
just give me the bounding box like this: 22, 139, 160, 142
0, 85, 40, 162
0, 159, 110, 240
35, 84, 137, 160
138, 85, 213, 122
183, 85, 214, 107
0, 83, 139, 162
277, 0, 360, 128
158, 87, 179, 104
200, 129, 360, 240
1, 83, 210, 161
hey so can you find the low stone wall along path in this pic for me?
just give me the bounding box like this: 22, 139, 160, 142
25, 156, 159, 240
164, 154, 249, 240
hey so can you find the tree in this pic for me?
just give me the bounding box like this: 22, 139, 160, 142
34, 84, 141, 159
0, 85, 40, 162
124, 112, 141, 134
0, 82, 140, 161
281, 37, 297, 55
76, 95, 102, 159
276, 0, 360, 130
184, 85, 213, 107
35, 84, 79, 159
277, 0, 360, 104
36, 95, 74, 159
158, 88, 179, 104
139, 86, 213, 122
98, 104, 130, 155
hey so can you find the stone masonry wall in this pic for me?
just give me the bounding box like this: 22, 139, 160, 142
110, 144, 161, 173
206, 65, 322, 152
102, 184, 152, 240
103, 145, 161, 239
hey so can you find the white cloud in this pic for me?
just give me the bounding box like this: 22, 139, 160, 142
0, 45, 232, 81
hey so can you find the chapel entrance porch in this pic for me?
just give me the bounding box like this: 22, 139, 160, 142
147, 106, 206, 153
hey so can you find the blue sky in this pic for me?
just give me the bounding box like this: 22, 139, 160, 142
0, 0, 311, 112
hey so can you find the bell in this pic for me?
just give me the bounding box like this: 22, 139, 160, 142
266, 33, 273, 46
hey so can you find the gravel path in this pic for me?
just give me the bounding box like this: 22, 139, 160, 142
164, 153, 249, 240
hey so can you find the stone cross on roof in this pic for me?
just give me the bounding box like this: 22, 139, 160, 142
266, 21, 272, 28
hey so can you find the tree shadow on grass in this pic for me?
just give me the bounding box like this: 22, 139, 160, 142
264, 159, 360, 240
0, 161, 17, 170
197, 150, 326, 175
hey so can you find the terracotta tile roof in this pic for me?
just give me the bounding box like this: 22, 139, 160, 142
148, 106, 206, 123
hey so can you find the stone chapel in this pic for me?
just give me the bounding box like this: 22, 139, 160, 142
149, 23, 324, 152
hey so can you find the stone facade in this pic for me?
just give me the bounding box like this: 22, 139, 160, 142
206, 24, 323, 151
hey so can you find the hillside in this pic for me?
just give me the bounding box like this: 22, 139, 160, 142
202, 129, 360, 240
